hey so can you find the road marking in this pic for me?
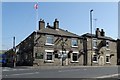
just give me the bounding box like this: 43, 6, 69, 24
58, 68, 87, 72
96, 74, 119, 78
2, 68, 31, 72
6, 72, 39, 76
2, 69, 9, 71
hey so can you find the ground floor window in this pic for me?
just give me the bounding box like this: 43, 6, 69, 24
106, 55, 110, 63
93, 55, 98, 63
46, 52, 53, 60
35, 53, 43, 59
55, 53, 58, 58
71, 53, 78, 62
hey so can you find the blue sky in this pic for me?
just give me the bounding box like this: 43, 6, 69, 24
2, 2, 118, 50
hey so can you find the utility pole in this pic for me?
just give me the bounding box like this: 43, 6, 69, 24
61, 37, 64, 66
90, 9, 93, 66
13, 36, 16, 68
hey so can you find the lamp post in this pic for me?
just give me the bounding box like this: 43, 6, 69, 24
90, 9, 93, 66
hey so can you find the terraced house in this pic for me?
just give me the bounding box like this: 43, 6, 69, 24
16, 19, 85, 66
82, 28, 117, 66
12, 19, 117, 66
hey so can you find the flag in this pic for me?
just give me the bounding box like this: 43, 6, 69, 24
34, 3, 38, 9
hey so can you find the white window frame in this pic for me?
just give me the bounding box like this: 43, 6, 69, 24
106, 40, 110, 50
93, 38, 97, 49
45, 35, 54, 46
71, 38, 78, 47
106, 54, 110, 63
71, 51, 79, 63
92, 54, 98, 63
44, 50, 54, 62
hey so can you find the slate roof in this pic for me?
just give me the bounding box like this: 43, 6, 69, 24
37, 26, 82, 38
82, 33, 116, 41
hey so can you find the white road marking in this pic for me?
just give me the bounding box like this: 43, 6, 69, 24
2, 69, 9, 71
58, 68, 87, 72
2, 68, 31, 72
96, 74, 119, 78
6, 72, 39, 76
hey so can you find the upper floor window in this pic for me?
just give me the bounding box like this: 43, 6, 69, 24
71, 39, 78, 47
106, 40, 109, 48
93, 38, 97, 49
46, 35, 54, 45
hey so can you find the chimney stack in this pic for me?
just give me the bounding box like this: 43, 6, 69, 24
39, 19, 45, 30
54, 18, 59, 29
96, 28, 101, 37
101, 29, 105, 37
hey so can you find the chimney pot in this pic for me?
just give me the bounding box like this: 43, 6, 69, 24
39, 18, 45, 30
101, 29, 105, 36
54, 18, 59, 29
96, 28, 101, 37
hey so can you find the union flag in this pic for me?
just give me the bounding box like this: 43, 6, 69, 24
34, 3, 38, 9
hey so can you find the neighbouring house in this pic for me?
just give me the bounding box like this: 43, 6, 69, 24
82, 28, 117, 66
15, 19, 85, 66
117, 39, 120, 65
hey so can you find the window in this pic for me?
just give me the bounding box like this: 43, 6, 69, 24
35, 53, 43, 59
46, 35, 54, 45
93, 54, 98, 63
46, 52, 53, 60
106, 40, 109, 49
73, 53, 77, 61
71, 53, 78, 62
45, 50, 54, 62
55, 53, 58, 58
93, 38, 97, 49
71, 39, 78, 47
106, 55, 110, 63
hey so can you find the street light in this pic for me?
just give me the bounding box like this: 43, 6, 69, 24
90, 9, 93, 66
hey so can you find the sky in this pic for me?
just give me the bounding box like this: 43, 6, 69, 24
2, 2, 118, 50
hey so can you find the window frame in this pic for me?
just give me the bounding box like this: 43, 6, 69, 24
45, 35, 54, 46
92, 54, 98, 63
71, 38, 78, 47
71, 51, 79, 63
106, 54, 110, 63
35, 53, 43, 59
106, 40, 110, 50
44, 50, 54, 62
93, 38, 97, 49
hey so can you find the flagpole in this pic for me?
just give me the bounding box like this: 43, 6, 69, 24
35, 2, 38, 41
34, 2, 38, 60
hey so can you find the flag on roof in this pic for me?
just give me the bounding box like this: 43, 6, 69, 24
34, 3, 38, 9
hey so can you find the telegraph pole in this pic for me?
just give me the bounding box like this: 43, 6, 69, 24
61, 37, 64, 66
13, 36, 16, 68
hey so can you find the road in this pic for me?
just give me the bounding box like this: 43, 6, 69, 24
1, 66, 119, 79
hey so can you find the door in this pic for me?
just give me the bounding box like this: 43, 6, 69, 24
99, 56, 104, 66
